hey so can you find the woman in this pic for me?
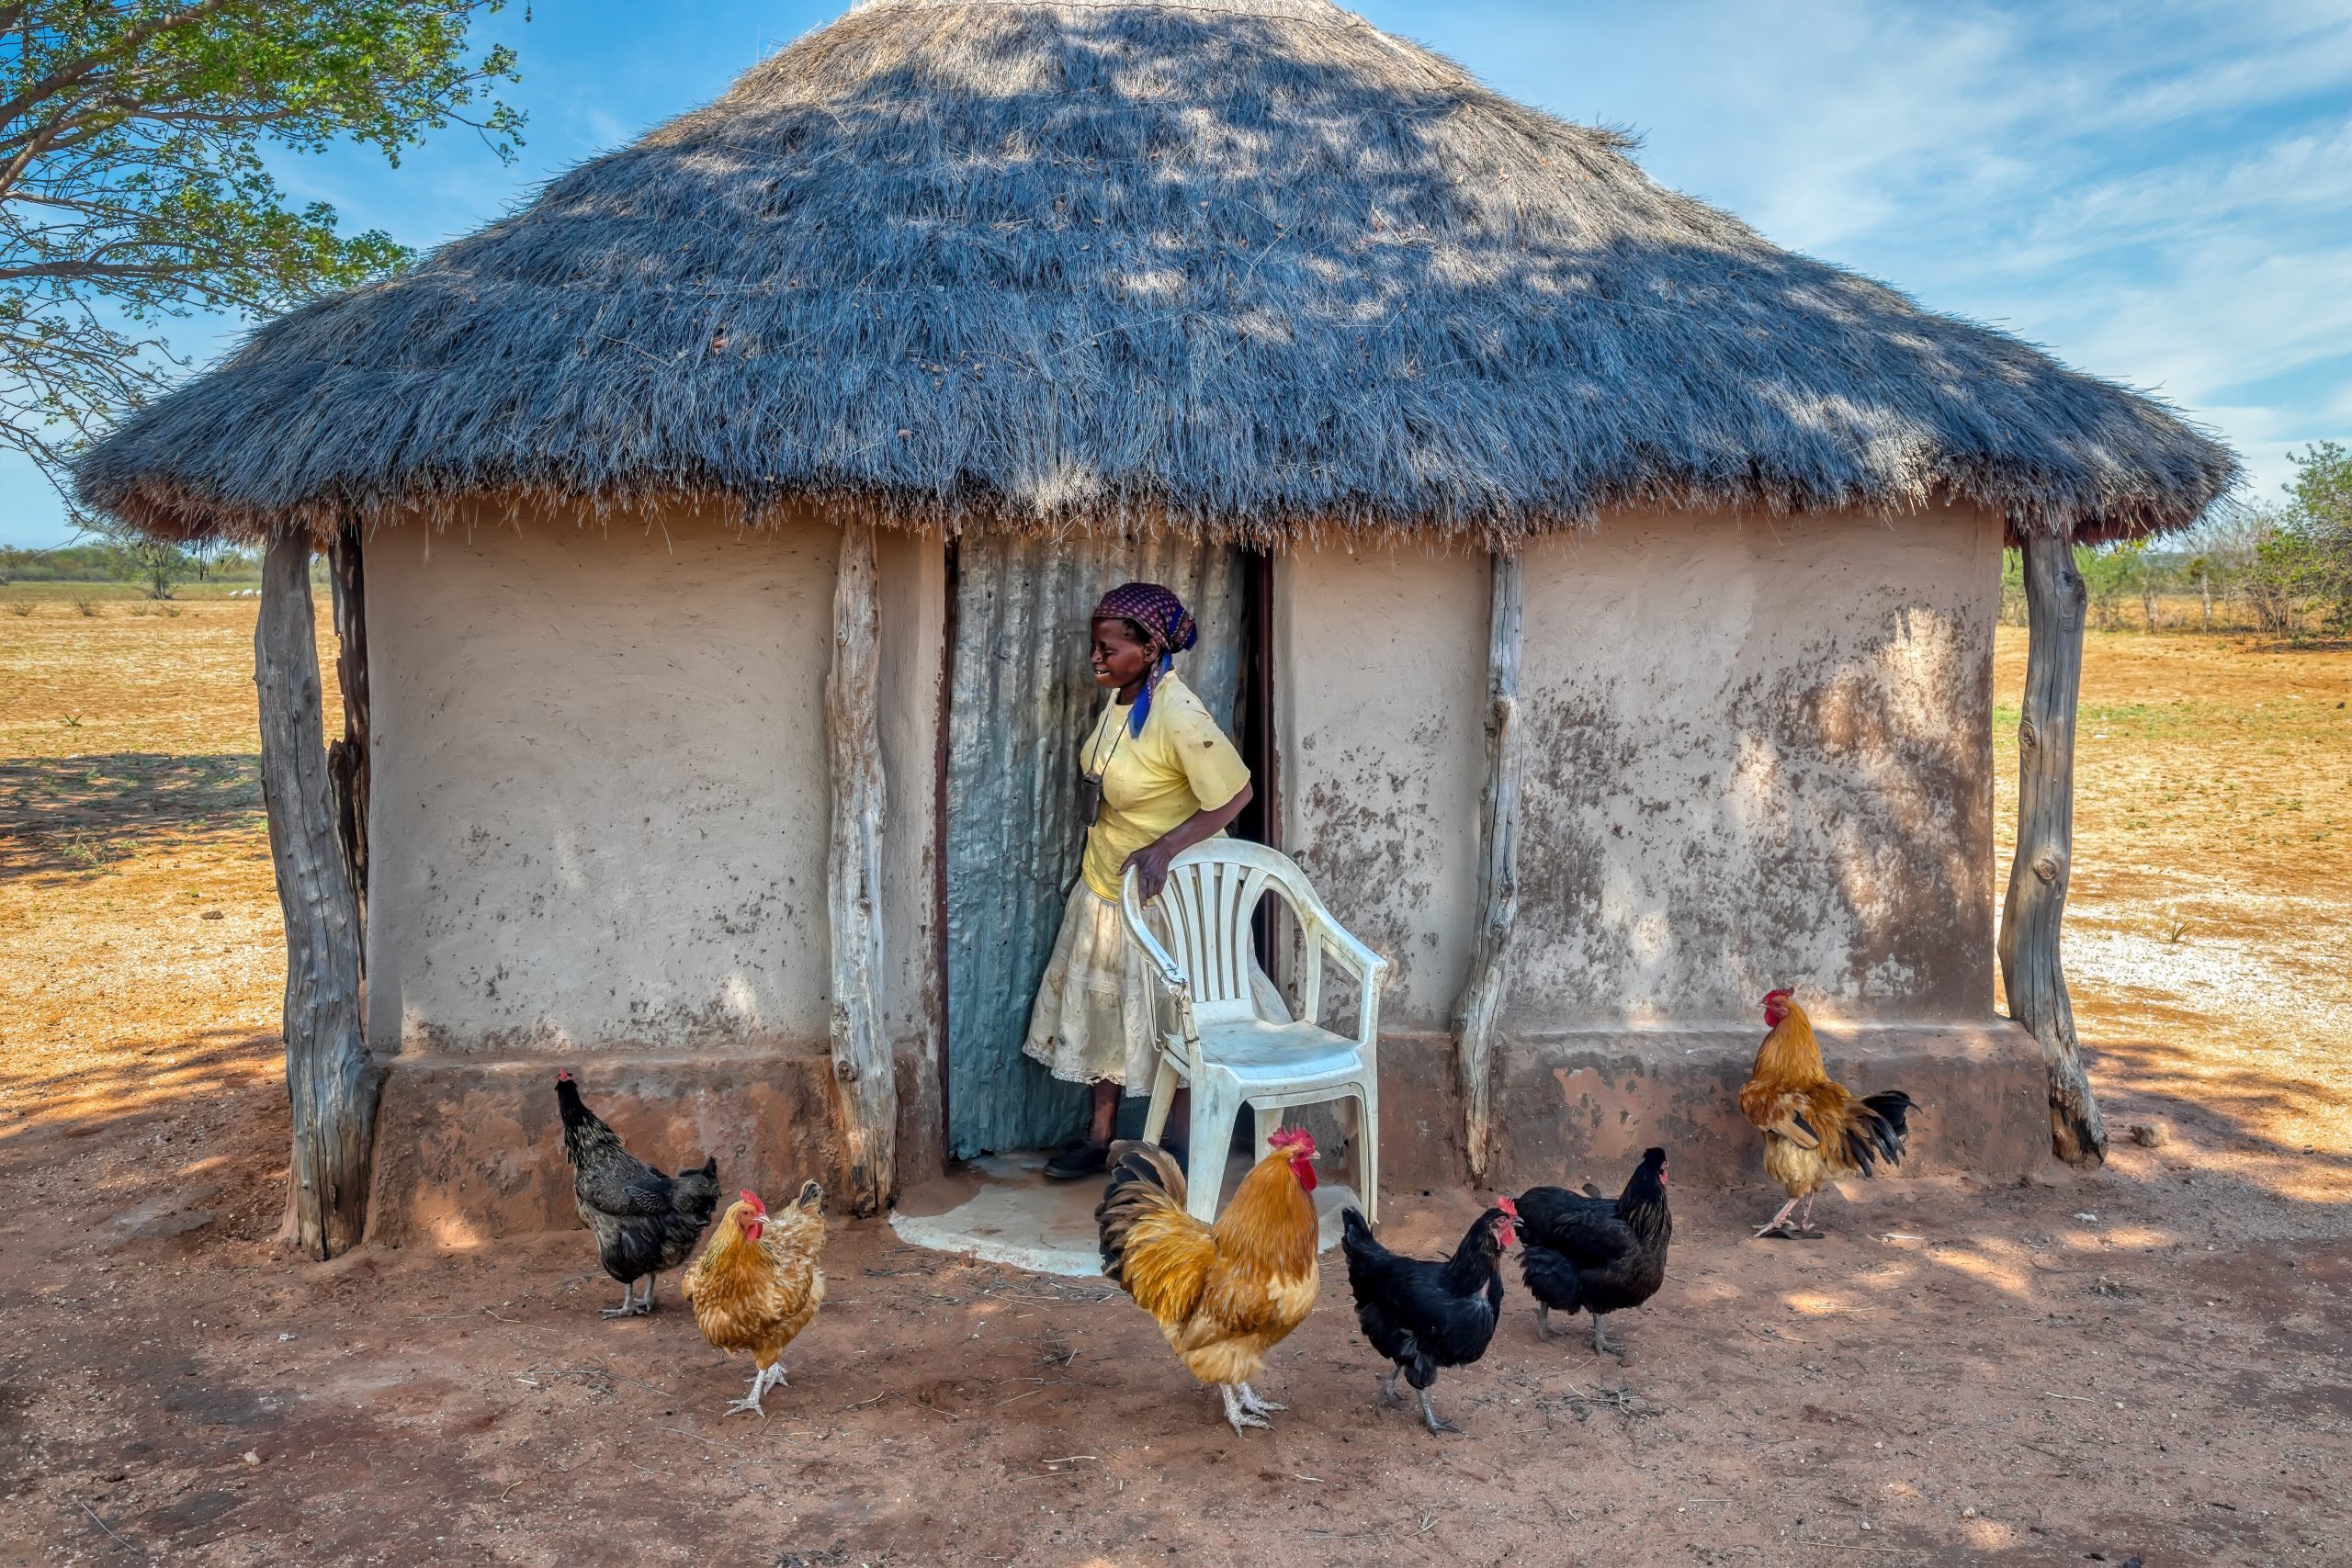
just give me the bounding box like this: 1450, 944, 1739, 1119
1023, 581, 1257, 1180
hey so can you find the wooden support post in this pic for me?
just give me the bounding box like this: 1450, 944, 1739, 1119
1998, 530, 2107, 1167
1451, 552, 1524, 1183
255, 528, 376, 1256
826, 523, 896, 1214
325, 523, 369, 968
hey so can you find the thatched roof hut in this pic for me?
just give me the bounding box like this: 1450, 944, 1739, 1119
80, 0, 2229, 547
74, 0, 2230, 1259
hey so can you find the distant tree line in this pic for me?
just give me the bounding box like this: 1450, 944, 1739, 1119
0, 541, 260, 596
2007, 442, 2352, 640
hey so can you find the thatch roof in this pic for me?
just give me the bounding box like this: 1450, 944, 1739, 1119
75, 0, 2235, 546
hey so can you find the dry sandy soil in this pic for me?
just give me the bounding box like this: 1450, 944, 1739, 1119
2, 597, 2347, 1567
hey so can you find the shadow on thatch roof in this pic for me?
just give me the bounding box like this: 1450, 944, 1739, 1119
74, 0, 2236, 547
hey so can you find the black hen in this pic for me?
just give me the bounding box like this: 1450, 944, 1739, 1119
1340, 1203, 1516, 1435
1517, 1145, 1671, 1355
554, 1070, 721, 1317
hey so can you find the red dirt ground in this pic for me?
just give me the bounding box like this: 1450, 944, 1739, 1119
2, 601, 2346, 1566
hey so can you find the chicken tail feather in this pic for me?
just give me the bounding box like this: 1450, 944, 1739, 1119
1095, 1140, 1189, 1285
1843, 1089, 1916, 1175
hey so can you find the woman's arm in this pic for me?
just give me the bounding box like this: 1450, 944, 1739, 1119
1121, 780, 1254, 904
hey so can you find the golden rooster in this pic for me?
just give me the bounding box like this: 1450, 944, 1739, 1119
680, 1182, 826, 1416
1095, 1127, 1322, 1436
1738, 990, 1915, 1238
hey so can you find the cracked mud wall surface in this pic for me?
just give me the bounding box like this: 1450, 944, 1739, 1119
363, 503, 840, 1057
1275, 545, 1487, 1031
1512, 506, 2001, 1027
1276, 506, 2000, 1035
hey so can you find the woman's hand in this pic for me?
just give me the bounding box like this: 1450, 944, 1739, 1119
1122, 780, 1251, 904
1123, 841, 1176, 905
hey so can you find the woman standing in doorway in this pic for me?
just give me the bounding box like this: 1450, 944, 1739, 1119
1024, 581, 1257, 1180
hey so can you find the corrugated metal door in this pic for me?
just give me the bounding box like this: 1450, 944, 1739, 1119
944, 535, 1247, 1158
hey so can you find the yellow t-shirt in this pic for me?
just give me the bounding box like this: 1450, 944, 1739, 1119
1079, 673, 1251, 901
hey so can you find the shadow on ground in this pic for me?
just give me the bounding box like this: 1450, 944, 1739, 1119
0, 753, 261, 879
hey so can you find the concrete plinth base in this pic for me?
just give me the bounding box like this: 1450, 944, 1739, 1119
890, 1151, 1363, 1278
364, 1049, 848, 1249
358, 1021, 2045, 1248
1367, 1019, 2050, 1193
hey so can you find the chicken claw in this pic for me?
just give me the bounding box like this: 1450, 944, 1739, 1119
601, 1278, 654, 1318
1218, 1384, 1273, 1435
1753, 1197, 1803, 1239
1416, 1390, 1457, 1436
1534, 1303, 1555, 1341
1236, 1383, 1285, 1416
1589, 1314, 1621, 1356
1375, 1369, 1404, 1407
726, 1361, 787, 1417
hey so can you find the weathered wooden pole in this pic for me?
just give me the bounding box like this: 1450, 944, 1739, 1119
1998, 530, 2107, 1167
254, 527, 376, 1255
325, 522, 369, 967
1450, 551, 1524, 1183
825, 522, 897, 1214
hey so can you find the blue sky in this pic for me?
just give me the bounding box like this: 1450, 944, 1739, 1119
8, 0, 2347, 547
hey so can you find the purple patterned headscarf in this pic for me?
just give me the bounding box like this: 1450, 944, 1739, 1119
1093, 581, 1197, 738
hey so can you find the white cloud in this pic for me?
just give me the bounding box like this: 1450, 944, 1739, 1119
1389, 0, 2352, 509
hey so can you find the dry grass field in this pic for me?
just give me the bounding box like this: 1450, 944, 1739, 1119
2, 595, 2346, 1567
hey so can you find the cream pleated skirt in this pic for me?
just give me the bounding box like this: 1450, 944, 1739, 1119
1022, 882, 1286, 1092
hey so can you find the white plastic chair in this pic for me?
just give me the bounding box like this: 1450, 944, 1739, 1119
1120, 840, 1390, 1224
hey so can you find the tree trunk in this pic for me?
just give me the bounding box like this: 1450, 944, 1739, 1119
826, 523, 896, 1215
1998, 531, 2107, 1167
255, 529, 377, 1255
1450, 552, 1524, 1183
325, 524, 369, 970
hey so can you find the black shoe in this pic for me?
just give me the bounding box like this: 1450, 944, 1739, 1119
1043, 1140, 1110, 1180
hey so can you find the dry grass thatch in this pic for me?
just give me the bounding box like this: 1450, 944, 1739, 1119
75, 0, 2236, 547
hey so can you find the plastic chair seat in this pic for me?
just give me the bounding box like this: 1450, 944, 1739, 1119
1188, 1018, 1363, 1083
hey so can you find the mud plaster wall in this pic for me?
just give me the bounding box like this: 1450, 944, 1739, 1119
1510, 505, 2001, 1027
1273, 546, 1487, 1030
364, 504, 837, 1055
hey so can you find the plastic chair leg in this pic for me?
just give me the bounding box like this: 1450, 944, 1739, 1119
1141, 1060, 1180, 1146
1186, 1079, 1242, 1223
1355, 1082, 1380, 1224
1253, 1103, 1282, 1163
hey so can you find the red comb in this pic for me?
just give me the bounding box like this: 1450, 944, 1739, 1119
740, 1189, 765, 1213
1497, 1194, 1519, 1217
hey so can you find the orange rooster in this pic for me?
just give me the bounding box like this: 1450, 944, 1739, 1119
680, 1182, 826, 1416
1738, 989, 1915, 1238
1095, 1128, 1321, 1436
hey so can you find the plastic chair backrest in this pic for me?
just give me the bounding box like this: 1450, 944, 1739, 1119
1136, 840, 1317, 1023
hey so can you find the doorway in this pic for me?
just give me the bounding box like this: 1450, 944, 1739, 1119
939, 534, 1264, 1160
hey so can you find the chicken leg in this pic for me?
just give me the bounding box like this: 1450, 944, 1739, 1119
727, 1359, 787, 1417
1754, 1197, 1803, 1238
1218, 1383, 1272, 1435
602, 1276, 654, 1318
1375, 1369, 1404, 1407
1416, 1388, 1456, 1436
1589, 1312, 1620, 1355
1535, 1303, 1555, 1341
